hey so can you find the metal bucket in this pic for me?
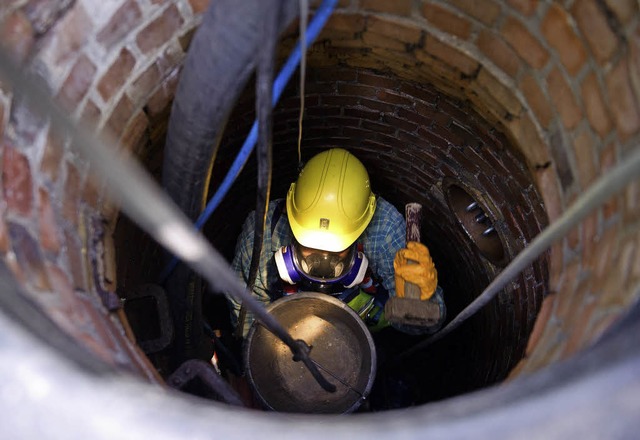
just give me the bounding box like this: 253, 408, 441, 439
244, 292, 376, 414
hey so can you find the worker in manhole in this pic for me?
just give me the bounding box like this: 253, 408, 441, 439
227, 148, 446, 409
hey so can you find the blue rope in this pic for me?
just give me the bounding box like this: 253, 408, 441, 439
161, 0, 338, 282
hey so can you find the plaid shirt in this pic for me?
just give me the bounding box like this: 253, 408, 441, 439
227, 197, 443, 335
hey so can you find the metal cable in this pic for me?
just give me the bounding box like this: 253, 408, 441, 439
399, 145, 640, 359
235, 0, 277, 340
297, 0, 309, 165
234, 0, 283, 340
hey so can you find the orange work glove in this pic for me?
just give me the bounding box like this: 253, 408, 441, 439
394, 241, 438, 300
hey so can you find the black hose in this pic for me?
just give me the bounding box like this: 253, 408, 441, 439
161, 0, 300, 367
235, 1, 281, 338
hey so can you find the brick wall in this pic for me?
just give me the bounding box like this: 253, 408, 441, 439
276, 0, 640, 379
214, 68, 549, 394
0, 0, 206, 379
0, 0, 639, 390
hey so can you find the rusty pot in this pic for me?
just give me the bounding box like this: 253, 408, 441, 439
244, 292, 376, 413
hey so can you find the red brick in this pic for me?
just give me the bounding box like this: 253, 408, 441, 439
546, 68, 582, 130
40, 131, 65, 183
555, 261, 582, 317
573, 130, 597, 188
501, 17, 549, 70
582, 210, 601, 258
360, 32, 407, 52
375, 90, 413, 107
45, 264, 91, 326
476, 68, 523, 116
129, 63, 161, 103
0, 10, 35, 64
2, 145, 33, 217
382, 114, 419, 133
75, 330, 116, 364
398, 83, 439, 105
422, 37, 479, 77
519, 73, 553, 128
631, 27, 640, 111
80, 100, 102, 129
631, 231, 640, 280
189, 0, 211, 14
9, 97, 46, 146
38, 187, 61, 255
98, 48, 137, 101
537, 166, 563, 223
360, 0, 413, 15
97, 0, 143, 50
358, 72, 397, 89
0, 211, 9, 253
541, 4, 588, 76
63, 163, 81, 226
365, 16, 422, 49
56, 55, 97, 111
422, 2, 473, 39
8, 222, 51, 291
354, 98, 396, 114
106, 94, 135, 138
22, 0, 73, 35
448, 0, 501, 25
44, 4, 92, 63
593, 227, 619, 281
337, 83, 377, 98
478, 30, 521, 77
580, 72, 613, 139
605, 58, 640, 139
325, 13, 366, 35
525, 293, 556, 355
572, 0, 619, 65
63, 229, 87, 291
603, 0, 638, 25
361, 119, 395, 135
562, 298, 599, 356
120, 111, 149, 154
83, 174, 102, 209
145, 70, 179, 120
617, 234, 637, 284
506, 0, 538, 16
624, 181, 640, 226
136, 5, 184, 54
0, 102, 4, 140
566, 197, 581, 250
599, 142, 618, 220
316, 68, 358, 85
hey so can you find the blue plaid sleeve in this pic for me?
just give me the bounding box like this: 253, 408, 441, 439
360, 197, 406, 297
227, 200, 288, 335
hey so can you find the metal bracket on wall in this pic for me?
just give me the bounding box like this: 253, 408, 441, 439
122, 284, 174, 354
445, 182, 507, 267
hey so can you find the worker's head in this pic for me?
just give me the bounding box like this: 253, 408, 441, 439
275, 148, 376, 293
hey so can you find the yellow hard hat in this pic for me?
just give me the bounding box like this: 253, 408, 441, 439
286, 148, 376, 252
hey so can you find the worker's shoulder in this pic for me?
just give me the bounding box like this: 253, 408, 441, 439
373, 196, 403, 221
